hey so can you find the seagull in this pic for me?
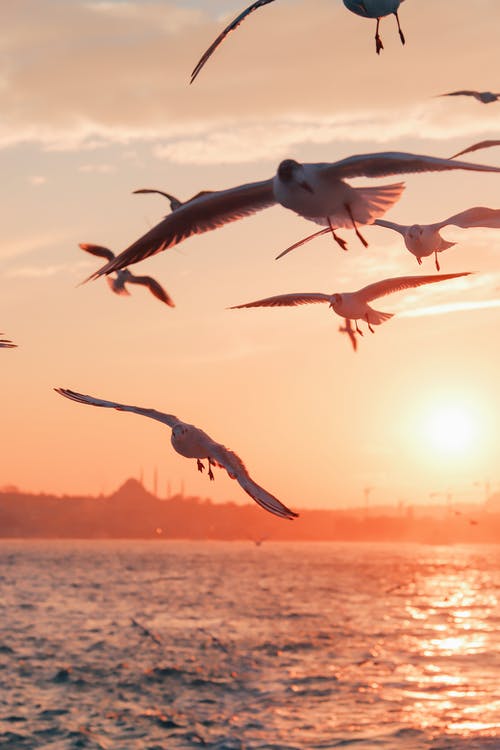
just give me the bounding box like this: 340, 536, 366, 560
374, 207, 500, 270
338, 319, 359, 351
133, 188, 183, 212
450, 140, 500, 159
0, 334, 17, 349
79, 243, 175, 307
83, 151, 500, 282
54, 388, 298, 520
439, 90, 500, 104
190, 0, 406, 83
230, 272, 471, 336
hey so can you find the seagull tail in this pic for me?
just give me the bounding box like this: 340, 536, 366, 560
366, 308, 394, 326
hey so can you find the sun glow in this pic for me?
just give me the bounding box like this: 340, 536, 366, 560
423, 404, 478, 455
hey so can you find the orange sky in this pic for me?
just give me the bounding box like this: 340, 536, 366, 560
1, 0, 499, 511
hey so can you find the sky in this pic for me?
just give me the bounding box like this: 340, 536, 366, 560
1, 0, 500, 512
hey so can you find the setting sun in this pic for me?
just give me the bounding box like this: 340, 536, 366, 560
424, 404, 478, 454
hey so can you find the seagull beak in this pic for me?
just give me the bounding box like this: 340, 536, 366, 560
299, 180, 314, 194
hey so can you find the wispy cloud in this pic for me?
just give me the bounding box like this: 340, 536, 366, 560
400, 299, 500, 318
2, 1, 500, 159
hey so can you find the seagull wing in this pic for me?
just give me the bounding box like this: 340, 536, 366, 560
373, 218, 408, 235
0, 340, 17, 348
126, 274, 175, 307
55, 388, 181, 428
190, 0, 277, 83
230, 292, 331, 309
437, 207, 500, 230
355, 272, 471, 303
318, 151, 500, 180
450, 140, 500, 159
79, 243, 115, 261
206, 440, 298, 520
133, 189, 183, 211
439, 90, 478, 97
85, 179, 275, 281
275, 227, 332, 259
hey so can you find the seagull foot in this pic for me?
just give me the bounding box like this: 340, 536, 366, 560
197, 459, 204, 473
376, 35, 384, 54
355, 322, 364, 337
435, 253, 440, 272
208, 467, 215, 481
333, 232, 348, 251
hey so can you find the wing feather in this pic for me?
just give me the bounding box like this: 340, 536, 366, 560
55, 388, 180, 427
230, 293, 331, 309
190, 0, 277, 83
126, 275, 175, 307
86, 180, 275, 280
449, 140, 500, 159
356, 272, 471, 303
438, 206, 500, 230
208, 442, 298, 520
319, 151, 500, 180
373, 218, 408, 234
79, 243, 115, 261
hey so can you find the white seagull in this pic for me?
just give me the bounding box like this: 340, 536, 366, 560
374, 207, 500, 270
230, 273, 471, 336
439, 90, 500, 104
450, 140, 500, 160
0, 334, 17, 349
190, 0, 406, 83
79, 243, 175, 307
84, 151, 500, 282
54, 388, 298, 521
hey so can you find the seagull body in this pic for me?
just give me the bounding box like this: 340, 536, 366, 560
230, 273, 471, 335
79, 243, 174, 307
440, 90, 500, 104
54, 388, 298, 520
84, 151, 500, 282
375, 207, 500, 270
190, 0, 406, 82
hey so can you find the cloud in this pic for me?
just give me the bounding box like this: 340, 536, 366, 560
2, 0, 500, 159
400, 299, 500, 318
28, 175, 47, 185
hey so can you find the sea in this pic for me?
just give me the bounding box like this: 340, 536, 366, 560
0, 541, 498, 750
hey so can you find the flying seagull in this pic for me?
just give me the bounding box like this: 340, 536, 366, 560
54, 388, 298, 520
79, 243, 175, 307
439, 90, 500, 104
339, 319, 359, 351
374, 208, 500, 270
190, 0, 406, 83
83, 151, 500, 282
450, 140, 500, 160
230, 273, 471, 336
0, 334, 17, 349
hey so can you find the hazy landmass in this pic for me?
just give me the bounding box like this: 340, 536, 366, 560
0, 479, 498, 543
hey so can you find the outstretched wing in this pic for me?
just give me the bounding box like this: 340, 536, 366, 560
438, 206, 500, 230
85, 179, 275, 281
55, 388, 181, 428
0, 339, 17, 349
450, 140, 500, 159
319, 151, 500, 180
207, 441, 298, 520
275, 227, 332, 259
230, 292, 331, 309
439, 90, 478, 98
373, 218, 408, 235
190, 0, 277, 83
356, 272, 471, 303
79, 243, 115, 261
126, 274, 175, 307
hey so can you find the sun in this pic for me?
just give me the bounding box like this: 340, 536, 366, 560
424, 404, 477, 454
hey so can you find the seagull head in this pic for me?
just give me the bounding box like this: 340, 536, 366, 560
172, 424, 188, 439
329, 293, 342, 309
407, 224, 424, 241
277, 159, 314, 194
